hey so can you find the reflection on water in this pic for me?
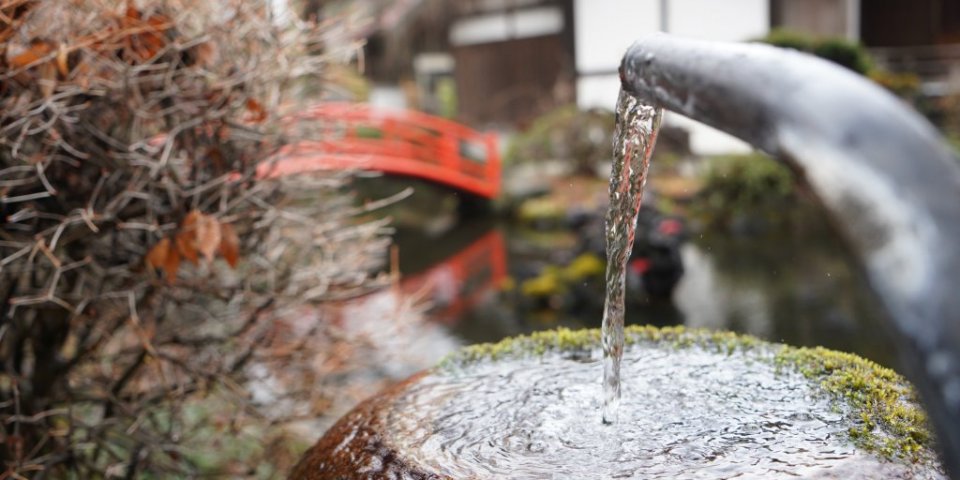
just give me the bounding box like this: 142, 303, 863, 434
398, 228, 507, 326
673, 212, 896, 368
676, 245, 774, 338
394, 199, 899, 370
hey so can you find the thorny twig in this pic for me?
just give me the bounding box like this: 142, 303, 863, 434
1, 1, 392, 477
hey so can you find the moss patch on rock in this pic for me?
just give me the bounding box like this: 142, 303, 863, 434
441, 326, 933, 463
443, 325, 759, 365
774, 346, 931, 462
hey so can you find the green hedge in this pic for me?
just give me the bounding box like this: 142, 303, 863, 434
758, 29, 873, 75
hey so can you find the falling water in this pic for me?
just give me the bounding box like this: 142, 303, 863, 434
602, 90, 663, 424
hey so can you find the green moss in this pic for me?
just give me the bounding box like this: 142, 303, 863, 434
443, 325, 761, 366
442, 327, 933, 463
774, 346, 931, 462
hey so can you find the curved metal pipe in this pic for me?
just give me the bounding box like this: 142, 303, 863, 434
621, 33, 960, 473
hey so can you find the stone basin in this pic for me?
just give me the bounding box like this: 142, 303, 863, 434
290, 326, 945, 479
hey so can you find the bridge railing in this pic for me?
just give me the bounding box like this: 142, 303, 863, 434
266, 103, 501, 198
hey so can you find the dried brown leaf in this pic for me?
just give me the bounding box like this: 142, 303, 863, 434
146, 237, 182, 283
175, 210, 201, 264
137, 15, 170, 60
164, 242, 181, 284
175, 230, 199, 265
246, 98, 267, 124
196, 214, 221, 263
218, 223, 240, 268
38, 61, 56, 97
181, 209, 200, 229
146, 237, 171, 270
71, 61, 91, 88
125, 4, 141, 21
8, 40, 52, 69
56, 44, 69, 76
193, 41, 217, 67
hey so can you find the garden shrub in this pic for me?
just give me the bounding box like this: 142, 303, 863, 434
0, 1, 387, 477
695, 153, 796, 224
505, 105, 616, 175
758, 29, 872, 74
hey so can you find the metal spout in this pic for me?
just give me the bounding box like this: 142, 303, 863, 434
620, 33, 960, 475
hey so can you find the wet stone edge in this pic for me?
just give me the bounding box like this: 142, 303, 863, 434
439, 325, 936, 465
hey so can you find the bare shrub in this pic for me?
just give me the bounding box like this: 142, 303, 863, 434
0, 1, 386, 477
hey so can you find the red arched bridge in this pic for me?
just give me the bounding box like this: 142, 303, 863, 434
260, 103, 502, 199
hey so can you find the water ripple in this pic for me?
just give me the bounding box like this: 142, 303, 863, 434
384, 345, 944, 479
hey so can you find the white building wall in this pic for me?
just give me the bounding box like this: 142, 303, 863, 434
574, 0, 768, 155
450, 6, 564, 46
667, 0, 768, 42
574, 0, 661, 75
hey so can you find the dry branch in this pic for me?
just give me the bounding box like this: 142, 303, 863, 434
0, 1, 387, 477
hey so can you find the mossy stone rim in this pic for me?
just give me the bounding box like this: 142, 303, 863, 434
441, 325, 935, 464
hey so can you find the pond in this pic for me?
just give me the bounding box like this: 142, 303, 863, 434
390, 191, 900, 371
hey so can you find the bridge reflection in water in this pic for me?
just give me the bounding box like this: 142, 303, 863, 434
398, 229, 508, 326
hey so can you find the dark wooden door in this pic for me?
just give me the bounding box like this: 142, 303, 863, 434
862, 0, 960, 47
453, 34, 573, 126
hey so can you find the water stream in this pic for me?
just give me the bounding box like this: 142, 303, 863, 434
602, 90, 663, 423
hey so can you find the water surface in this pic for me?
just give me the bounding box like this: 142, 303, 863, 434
383, 345, 941, 479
